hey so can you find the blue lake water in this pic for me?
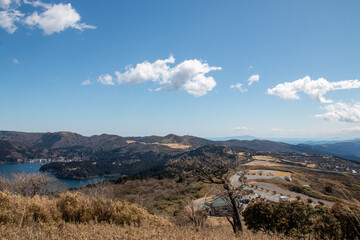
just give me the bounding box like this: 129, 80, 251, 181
0, 162, 117, 189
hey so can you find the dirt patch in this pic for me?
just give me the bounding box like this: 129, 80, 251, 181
252, 156, 281, 162
126, 140, 190, 149
160, 143, 191, 149
244, 160, 282, 167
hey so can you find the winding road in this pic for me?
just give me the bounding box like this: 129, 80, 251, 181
230, 172, 333, 206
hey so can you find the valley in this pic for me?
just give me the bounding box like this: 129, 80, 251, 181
1, 130, 360, 239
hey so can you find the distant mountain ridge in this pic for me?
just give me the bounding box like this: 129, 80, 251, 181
1, 130, 360, 163
299, 141, 360, 162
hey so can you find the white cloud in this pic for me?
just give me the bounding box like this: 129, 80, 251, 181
0, 0, 95, 34
267, 76, 360, 103
0, 9, 22, 33
81, 79, 91, 86
248, 74, 259, 86
98, 74, 114, 86
102, 55, 221, 97
23, 0, 49, 8
0, 0, 19, 10
315, 102, 360, 123
0, 0, 11, 9
115, 56, 175, 85
12, 57, 19, 64
234, 126, 252, 131
24, 2, 96, 35
230, 83, 247, 92
248, 66, 253, 69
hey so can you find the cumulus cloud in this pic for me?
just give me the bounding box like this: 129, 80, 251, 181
12, 57, 19, 64
315, 102, 360, 123
98, 74, 114, 86
100, 55, 221, 97
0, 0, 95, 34
230, 83, 247, 92
0, 9, 22, 33
24, 2, 96, 35
81, 79, 91, 86
234, 126, 252, 131
115, 56, 175, 85
267, 76, 360, 103
248, 74, 259, 86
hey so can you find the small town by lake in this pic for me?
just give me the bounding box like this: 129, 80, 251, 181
0, 162, 115, 189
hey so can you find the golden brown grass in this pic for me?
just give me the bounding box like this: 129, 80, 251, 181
80, 178, 213, 215
252, 156, 281, 162
0, 222, 290, 240
160, 143, 191, 149
244, 160, 282, 167
0, 190, 290, 240
0, 191, 166, 227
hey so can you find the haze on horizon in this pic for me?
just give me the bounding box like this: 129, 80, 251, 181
1, 0, 360, 140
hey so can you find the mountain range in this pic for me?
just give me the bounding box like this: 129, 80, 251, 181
1, 130, 360, 179
1, 130, 360, 162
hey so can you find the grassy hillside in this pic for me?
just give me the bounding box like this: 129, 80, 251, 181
0, 190, 288, 240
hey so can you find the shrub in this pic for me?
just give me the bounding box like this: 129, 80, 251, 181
242, 201, 276, 233
243, 199, 344, 239
312, 205, 341, 239
56, 192, 91, 223
0, 190, 161, 227
324, 186, 333, 195
0, 191, 60, 226
331, 203, 360, 240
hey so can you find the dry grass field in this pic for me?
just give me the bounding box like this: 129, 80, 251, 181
252, 156, 281, 162
0, 223, 290, 240
159, 143, 191, 149
244, 160, 282, 167
244, 155, 284, 167
0, 190, 289, 240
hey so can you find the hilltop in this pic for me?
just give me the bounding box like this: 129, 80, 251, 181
1, 132, 360, 239
1, 130, 360, 179
1, 130, 360, 159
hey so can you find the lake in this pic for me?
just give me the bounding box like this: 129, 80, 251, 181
0, 162, 116, 189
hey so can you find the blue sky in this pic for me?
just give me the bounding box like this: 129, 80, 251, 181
1, 0, 360, 139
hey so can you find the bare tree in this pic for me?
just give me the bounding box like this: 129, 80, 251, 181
0, 172, 65, 197
183, 200, 208, 227
170, 149, 248, 234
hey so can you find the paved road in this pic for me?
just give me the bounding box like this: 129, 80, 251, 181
231, 173, 333, 206
246, 175, 284, 180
